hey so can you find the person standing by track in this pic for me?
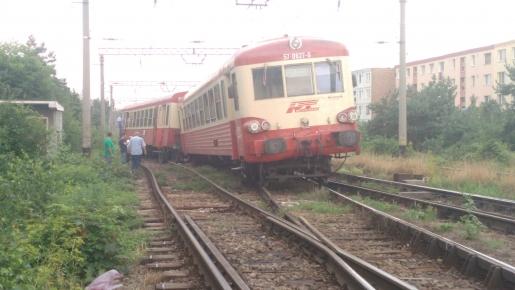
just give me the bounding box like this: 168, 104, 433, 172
103, 132, 115, 164
127, 132, 146, 173
118, 134, 128, 163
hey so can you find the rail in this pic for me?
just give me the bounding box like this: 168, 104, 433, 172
170, 162, 376, 290
327, 179, 515, 234
141, 165, 246, 290
259, 186, 418, 290
337, 173, 515, 216
325, 185, 515, 290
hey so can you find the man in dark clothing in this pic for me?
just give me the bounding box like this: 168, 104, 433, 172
119, 134, 128, 163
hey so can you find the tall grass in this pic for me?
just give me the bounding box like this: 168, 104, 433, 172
340, 152, 515, 200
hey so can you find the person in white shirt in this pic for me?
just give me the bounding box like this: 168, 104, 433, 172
127, 132, 146, 172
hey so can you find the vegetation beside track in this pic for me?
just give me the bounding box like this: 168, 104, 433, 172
0, 151, 145, 289
341, 152, 515, 200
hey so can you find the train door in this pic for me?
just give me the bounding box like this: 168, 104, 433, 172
152, 106, 158, 146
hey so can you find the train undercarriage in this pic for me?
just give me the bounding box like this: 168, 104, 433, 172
241, 156, 332, 186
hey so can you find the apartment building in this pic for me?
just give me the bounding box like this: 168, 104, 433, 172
352, 68, 395, 121
396, 40, 515, 108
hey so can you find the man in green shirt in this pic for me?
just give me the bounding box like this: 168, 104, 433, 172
103, 132, 115, 164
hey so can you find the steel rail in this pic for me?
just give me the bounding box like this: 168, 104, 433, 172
184, 215, 250, 290
325, 185, 515, 290
337, 173, 515, 216
170, 162, 376, 290
327, 179, 515, 234
141, 165, 243, 290
259, 187, 418, 290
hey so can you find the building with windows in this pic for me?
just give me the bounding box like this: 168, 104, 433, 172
396, 40, 515, 108
352, 68, 395, 121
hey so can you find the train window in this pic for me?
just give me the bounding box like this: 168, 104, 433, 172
231, 73, 240, 110
145, 109, 149, 127
285, 64, 314, 97
220, 80, 227, 118
165, 105, 170, 126
135, 111, 140, 127
194, 99, 200, 128
214, 84, 222, 120
198, 97, 205, 126
202, 94, 209, 123
315, 61, 344, 94
150, 108, 155, 127
208, 89, 216, 122
252, 66, 284, 100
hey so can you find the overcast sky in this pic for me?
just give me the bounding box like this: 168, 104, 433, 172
1, 0, 514, 108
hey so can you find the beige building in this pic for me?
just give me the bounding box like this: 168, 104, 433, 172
396, 40, 515, 108
352, 68, 395, 121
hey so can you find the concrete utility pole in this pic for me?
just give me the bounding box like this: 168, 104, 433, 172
100, 54, 106, 138
82, 0, 91, 155
398, 0, 407, 156
109, 85, 115, 135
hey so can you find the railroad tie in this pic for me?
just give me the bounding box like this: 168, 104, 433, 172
154, 281, 196, 290
146, 261, 184, 270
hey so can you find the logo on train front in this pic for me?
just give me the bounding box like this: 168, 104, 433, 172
289, 37, 302, 50
286, 100, 319, 113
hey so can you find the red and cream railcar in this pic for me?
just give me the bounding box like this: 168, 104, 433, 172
179, 36, 360, 182
121, 92, 185, 159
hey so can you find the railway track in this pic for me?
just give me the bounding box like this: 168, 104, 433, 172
257, 183, 515, 290
134, 167, 246, 289
328, 176, 515, 235
153, 163, 377, 290
337, 173, 515, 218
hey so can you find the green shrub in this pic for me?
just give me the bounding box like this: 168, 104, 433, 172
0, 151, 144, 288
362, 136, 399, 156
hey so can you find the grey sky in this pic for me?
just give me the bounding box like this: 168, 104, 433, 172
1, 0, 514, 108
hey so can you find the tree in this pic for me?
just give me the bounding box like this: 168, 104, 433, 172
367, 77, 456, 150
0, 37, 82, 151
496, 64, 515, 149
0, 104, 48, 157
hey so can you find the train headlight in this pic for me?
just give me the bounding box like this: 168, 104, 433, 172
261, 121, 271, 131
248, 121, 261, 133
337, 107, 358, 123
336, 112, 348, 123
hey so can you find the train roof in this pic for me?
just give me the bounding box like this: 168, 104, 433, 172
184, 36, 349, 101
232, 36, 349, 66
120, 91, 187, 111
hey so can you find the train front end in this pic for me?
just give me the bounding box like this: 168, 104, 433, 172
231, 36, 360, 182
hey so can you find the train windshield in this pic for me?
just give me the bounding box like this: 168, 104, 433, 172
285, 64, 314, 97
252, 66, 284, 99
315, 61, 344, 94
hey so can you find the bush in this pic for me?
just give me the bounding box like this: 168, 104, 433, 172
362, 136, 399, 155
0, 151, 144, 289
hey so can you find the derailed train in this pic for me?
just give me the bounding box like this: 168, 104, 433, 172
122, 36, 360, 183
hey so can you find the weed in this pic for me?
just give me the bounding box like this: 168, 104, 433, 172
353, 196, 402, 214
402, 205, 437, 222
297, 188, 331, 201
459, 214, 484, 240
482, 238, 504, 250
154, 172, 168, 187
290, 201, 350, 214
437, 222, 455, 233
